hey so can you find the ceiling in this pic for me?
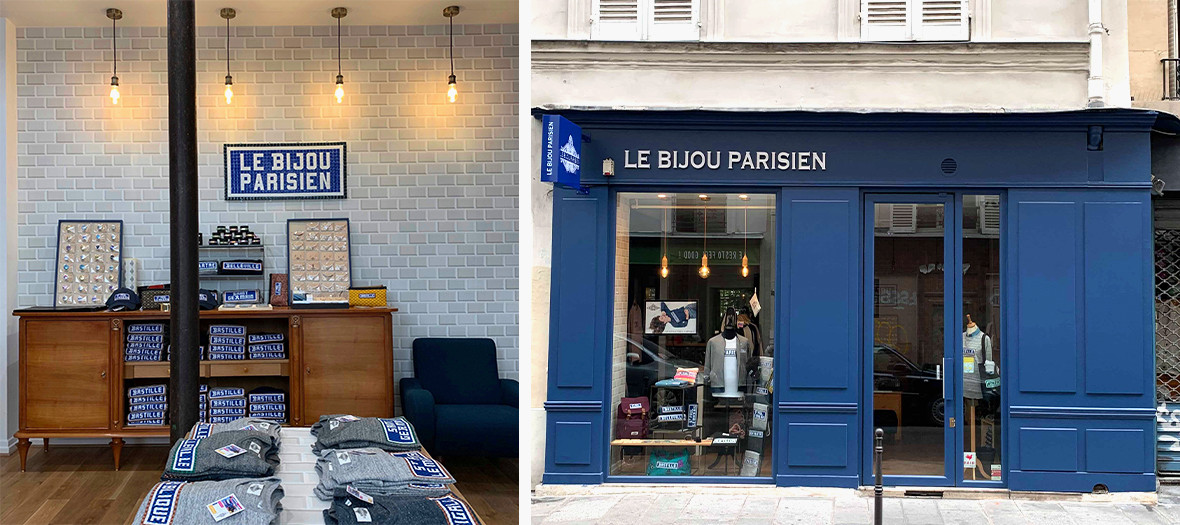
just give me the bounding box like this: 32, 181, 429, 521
0, 0, 517, 27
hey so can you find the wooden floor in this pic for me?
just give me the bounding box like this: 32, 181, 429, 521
0, 443, 519, 525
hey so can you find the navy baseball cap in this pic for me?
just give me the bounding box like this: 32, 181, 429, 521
106, 288, 140, 311
198, 289, 221, 310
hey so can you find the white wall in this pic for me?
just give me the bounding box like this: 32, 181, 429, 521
2, 17, 19, 454
10, 22, 519, 444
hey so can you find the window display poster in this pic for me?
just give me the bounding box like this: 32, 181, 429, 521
646, 300, 697, 335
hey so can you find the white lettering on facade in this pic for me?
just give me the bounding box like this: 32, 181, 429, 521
625, 149, 828, 172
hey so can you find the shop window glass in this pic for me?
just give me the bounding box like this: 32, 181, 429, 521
961, 194, 1002, 482
610, 192, 775, 478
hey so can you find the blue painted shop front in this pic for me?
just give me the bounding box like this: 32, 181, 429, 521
542, 110, 1173, 492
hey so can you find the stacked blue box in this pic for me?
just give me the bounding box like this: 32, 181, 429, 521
208, 387, 247, 423
127, 384, 167, 426
247, 387, 287, 424
247, 333, 286, 360
208, 332, 246, 360
248, 342, 286, 360
199, 384, 208, 422
124, 323, 167, 362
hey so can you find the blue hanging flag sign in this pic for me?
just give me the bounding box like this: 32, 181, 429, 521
540, 115, 583, 191
224, 142, 347, 200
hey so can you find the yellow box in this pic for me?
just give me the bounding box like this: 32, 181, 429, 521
348, 286, 387, 307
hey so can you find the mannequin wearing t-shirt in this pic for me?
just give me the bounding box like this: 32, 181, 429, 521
704, 308, 749, 398
963, 314, 995, 479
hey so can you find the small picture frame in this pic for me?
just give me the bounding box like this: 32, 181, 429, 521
53, 220, 124, 307
286, 218, 351, 309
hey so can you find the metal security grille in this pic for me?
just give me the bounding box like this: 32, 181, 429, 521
1157, 229, 1180, 402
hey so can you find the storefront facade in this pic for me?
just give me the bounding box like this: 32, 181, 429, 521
542, 109, 1167, 492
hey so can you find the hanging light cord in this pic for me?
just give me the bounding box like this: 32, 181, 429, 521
225, 16, 230, 77
449, 15, 455, 77
702, 205, 707, 254
111, 16, 116, 78
337, 15, 342, 77
743, 205, 747, 256
662, 207, 667, 257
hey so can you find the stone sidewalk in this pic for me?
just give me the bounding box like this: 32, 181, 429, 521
530, 485, 1180, 524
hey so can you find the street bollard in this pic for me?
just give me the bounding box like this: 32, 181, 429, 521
875, 428, 884, 525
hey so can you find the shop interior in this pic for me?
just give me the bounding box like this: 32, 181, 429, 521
611, 192, 775, 478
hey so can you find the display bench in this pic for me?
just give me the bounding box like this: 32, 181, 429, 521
12, 307, 396, 471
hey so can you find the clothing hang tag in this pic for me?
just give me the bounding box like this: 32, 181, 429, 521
207, 494, 245, 522
336, 450, 352, 465
214, 444, 247, 458
963, 357, 976, 374
346, 485, 374, 504
248, 441, 262, 456
963, 452, 977, 469
329, 420, 340, 430
749, 289, 761, 317
353, 507, 373, 523
246, 482, 264, 496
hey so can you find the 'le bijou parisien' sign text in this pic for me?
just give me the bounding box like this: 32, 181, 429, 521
623, 149, 828, 171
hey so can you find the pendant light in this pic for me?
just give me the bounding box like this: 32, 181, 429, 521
443, 6, 461, 103
698, 198, 710, 279
660, 204, 669, 279
106, 8, 122, 105
740, 195, 750, 277
221, 8, 236, 104
332, 7, 347, 103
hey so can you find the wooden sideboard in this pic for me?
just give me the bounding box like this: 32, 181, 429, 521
13, 307, 396, 471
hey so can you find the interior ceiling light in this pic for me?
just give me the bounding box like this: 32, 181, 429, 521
698, 194, 709, 201
106, 8, 122, 105
332, 7, 347, 103
660, 205, 669, 279
699, 204, 710, 278
739, 194, 750, 201
444, 6, 461, 103
221, 8, 236, 104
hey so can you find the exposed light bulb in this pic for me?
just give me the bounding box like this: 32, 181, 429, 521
660, 255, 669, 279
109, 85, 120, 104
698, 254, 710, 278
741, 254, 749, 277
447, 74, 457, 103
335, 75, 344, 104
224, 84, 233, 104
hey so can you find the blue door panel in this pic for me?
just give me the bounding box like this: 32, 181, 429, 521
1083, 201, 1147, 395
776, 188, 861, 487
544, 186, 611, 483
1086, 429, 1148, 474
1018, 427, 1079, 472
1012, 199, 1079, 394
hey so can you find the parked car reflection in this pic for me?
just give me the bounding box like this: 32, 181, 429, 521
873, 344, 944, 426
617, 335, 703, 398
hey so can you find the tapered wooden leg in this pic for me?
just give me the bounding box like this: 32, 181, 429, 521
16, 438, 30, 472
110, 437, 124, 471
43, 438, 49, 452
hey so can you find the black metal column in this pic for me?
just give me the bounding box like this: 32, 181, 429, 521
167, 0, 199, 443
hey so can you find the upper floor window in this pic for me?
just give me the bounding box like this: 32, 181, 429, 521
861, 0, 969, 42
592, 0, 700, 41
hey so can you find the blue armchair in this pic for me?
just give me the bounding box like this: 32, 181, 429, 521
400, 338, 518, 457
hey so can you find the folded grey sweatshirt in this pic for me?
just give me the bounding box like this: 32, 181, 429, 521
313, 449, 455, 500
162, 430, 279, 481
310, 415, 420, 453
323, 492, 480, 525
186, 418, 282, 444
132, 478, 284, 525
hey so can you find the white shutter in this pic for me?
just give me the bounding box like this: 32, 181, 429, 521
978, 195, 1001, 235
913, 0, 968, 41
592, 0, 641, 41
890, 204, 918, 234
648, 0, 699, 41
861, 0, 910, 41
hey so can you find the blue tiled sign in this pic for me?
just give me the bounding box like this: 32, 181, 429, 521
224, 142, 347, 200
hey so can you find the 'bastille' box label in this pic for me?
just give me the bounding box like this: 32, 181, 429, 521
623, 149, 828, 171
224, 142, 347, 200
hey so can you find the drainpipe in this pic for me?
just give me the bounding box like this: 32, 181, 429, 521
1087, 0, 1106, 108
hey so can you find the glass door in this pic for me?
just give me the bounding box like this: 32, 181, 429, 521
867, 194, 955, 486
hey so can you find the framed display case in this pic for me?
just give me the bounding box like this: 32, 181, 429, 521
286, 218, 351, 308
53, 219, 124, 307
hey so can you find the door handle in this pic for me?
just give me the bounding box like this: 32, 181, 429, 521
306, 367, 311, 375
943, 358, 952, 399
